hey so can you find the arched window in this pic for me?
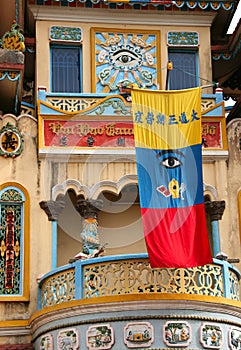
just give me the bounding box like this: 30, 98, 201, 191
0, 183, 29, 300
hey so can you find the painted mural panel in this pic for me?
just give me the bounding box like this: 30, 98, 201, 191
86, 323, 114, 349
92, 28, 161, 93
57, 328, 79, 350
163, 321, 191, 347
229, 327, 241, 350
200, 323, 223, 348
40, 334, 53, 350
124, 322, 154, 348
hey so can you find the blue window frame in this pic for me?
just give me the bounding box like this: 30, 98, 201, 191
168, 50, 198, 90
51, 45, 82, 93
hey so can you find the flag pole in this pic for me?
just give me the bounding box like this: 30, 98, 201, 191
201, 83, 219, 89
165, 61, 173, 90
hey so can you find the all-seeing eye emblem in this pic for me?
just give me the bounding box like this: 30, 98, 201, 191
109, 44, 142, 71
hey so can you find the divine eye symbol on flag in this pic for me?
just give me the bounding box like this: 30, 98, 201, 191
156, 150, 186, 200
131, 87, 213, 268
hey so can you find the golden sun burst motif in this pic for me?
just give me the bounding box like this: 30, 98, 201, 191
94, 30, 160, 93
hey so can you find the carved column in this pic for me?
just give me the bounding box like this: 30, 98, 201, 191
76, 199, 103, 257
205, 200, 225, 258
39, 197, 65, 269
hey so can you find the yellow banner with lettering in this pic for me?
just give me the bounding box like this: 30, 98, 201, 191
131, 87, 202, 150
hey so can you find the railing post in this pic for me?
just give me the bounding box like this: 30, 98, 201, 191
74, 260, 84, 300
222, 260, 231, 299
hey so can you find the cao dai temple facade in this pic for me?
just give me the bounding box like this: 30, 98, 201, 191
0, 0, 241, 348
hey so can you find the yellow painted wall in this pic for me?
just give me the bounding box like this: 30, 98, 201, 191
35, 16, 213, 93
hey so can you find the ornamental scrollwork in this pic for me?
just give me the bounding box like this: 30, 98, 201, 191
0, 123, 24, 158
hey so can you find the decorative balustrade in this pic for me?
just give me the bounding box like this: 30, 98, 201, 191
43, 93, 216, 114
38, 254, 240, 309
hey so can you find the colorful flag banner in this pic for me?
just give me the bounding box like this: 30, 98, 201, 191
131, 87, 212, 268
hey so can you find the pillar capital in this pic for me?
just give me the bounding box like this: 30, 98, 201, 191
205, 200, 225, 222
39, 198, 65, 221
76, 198, 103, 219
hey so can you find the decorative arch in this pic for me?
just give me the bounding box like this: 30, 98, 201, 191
203, 183, 218, 201
0, 182, 30, 300
52, 175, 138, 201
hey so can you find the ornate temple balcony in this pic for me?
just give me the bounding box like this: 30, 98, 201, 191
38, 254, 240, 310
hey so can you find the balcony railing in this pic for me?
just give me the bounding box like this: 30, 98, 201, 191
38, 254, 240, 309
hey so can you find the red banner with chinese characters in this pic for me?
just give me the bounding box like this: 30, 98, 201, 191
44, 120, 134, 147
202, 121, 222, 148
43, 119, 223, 149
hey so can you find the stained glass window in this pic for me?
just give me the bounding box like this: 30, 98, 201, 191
0, 187, 26, 297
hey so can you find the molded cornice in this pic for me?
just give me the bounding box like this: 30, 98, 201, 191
29, 6, 215, 26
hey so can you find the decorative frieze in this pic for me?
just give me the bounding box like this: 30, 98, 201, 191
49, 26, 82, 43
37, 322, 241, 349
168, 32, 199, 46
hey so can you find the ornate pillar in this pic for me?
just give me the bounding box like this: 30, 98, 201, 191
39, 197, 65, 269
75, 198, 104, 258
205, 200, 225, 258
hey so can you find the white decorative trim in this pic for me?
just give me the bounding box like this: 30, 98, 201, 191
52, 174, 138, 200
30, 299, 241, 335
203, 183, 218, 200
202, 149, 229, 162
0, 327, 31, 337
0, 113, 37, 123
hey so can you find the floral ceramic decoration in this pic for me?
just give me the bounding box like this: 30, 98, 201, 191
229, 327, 241, 349
200, 323, 223, 348
57, 328, 79, 350
163, 320, 191, 347
124, 322, 154, 348
40, 333, 53, 350
87, 323, 114, 349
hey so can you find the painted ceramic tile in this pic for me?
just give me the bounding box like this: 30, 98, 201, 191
57, 328, 79, 350
200, 323, 223, 348
124, 322, 154, 348
40, 333, 53, 350
163, 321, 191, 347
87, 323, 114, 349
229, 327, 241, 349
